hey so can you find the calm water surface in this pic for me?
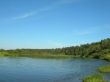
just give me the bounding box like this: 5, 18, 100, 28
0, 57, 110, 82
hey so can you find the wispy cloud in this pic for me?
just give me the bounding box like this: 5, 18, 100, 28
9, 0, 80, 20
9, 7, 55, 20
11, 12, 36, 20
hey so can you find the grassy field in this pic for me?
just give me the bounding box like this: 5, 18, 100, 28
83, 63, 110, 82
103, 53, 110, 61
83, 74, 107, 82
98, 65, 110, 73
0, 52, 73, 59
27, 54, 73, 59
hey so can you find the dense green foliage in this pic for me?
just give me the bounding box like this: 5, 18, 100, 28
0, 38, 110, 58
62, 38, 110, 59
98, 65, 110, 73
83, 74, 107, 82
101, 53, 110, 61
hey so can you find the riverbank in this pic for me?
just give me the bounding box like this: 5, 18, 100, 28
98, 65, 110, 73
83, 74, 107, 82
83, 62, 110, 82
0, 38, 110, 82
0, 38, 110, 60
0, 53, 74, 59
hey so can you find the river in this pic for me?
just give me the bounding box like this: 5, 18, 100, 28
0, 57, 110, 82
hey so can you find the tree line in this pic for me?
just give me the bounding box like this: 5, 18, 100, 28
0, 38, 110, 59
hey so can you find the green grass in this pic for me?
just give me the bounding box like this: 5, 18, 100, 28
83, 74, 107, 82
27, 54, 73, 59
0, 52, 8, 57
104, 53, 110, 61
98, 65, 110, 73
0, 52, 73, 59
100, 53, 110, 61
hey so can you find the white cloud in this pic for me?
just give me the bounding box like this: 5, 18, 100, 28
11, 12, 36, 20
9, 0, 80, 20
10, 7, 55, 20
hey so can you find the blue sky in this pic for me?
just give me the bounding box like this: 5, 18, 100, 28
0, 0, 110, 49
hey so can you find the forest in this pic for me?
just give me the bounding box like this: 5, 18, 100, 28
0, 38, 110, 60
